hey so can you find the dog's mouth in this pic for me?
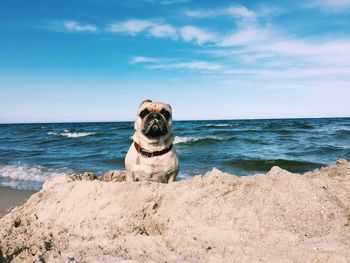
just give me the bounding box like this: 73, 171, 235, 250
142, 114, 168, 138
149, 123, 162, 137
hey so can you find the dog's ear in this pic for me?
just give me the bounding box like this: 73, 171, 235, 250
140, 99, 152, 106
167, 104, 172, 110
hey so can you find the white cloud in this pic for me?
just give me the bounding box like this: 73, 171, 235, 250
222, 67, 350, 79
130, 56, 160, 64
254, 39, 350, 66
210, 18, 350, 68
107, 20, 215, 44
149, 24, 177, 39
104, 6, 350, 83
218, 25, 276, 47
184, 17, 350, 84
130, 56, 223, 71
148, 61, 223, 71
305, 0, 350, 11
107, 20, 177, 39
63, 20, 97, 32
186, 5, 256, 19
107, 19, 154, 35
179, 26, 216, 45
227, 6, 256, 19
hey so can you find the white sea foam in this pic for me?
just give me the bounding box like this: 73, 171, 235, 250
0, 164, 72, 182
174, 135, 223, 144
48, 132, 96, 138
206, 123, 233, 127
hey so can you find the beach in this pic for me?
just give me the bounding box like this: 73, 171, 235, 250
1, 159, 350, 262
0, 186, 34, 218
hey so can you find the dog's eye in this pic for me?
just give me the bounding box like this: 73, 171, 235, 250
139, 109, 150, 119
160, 109, 171, 120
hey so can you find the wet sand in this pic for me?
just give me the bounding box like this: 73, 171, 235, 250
0, 186, 35, 218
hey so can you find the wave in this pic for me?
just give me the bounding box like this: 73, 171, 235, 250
205, 123, 233, 128
269, 129, 293, 135
336, 129, 350, 138
292, 122, 314, 129
0, 164, 73, 183
239, 137, 269, 144
264, 121, 314, 130
307, 145, 348, 155
224, 159, 324, 173
174, 135, 224, 145
264, 128, 311, 135
48, 131, 97, 138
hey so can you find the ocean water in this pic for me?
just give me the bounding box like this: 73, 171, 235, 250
0, 118, 349, 190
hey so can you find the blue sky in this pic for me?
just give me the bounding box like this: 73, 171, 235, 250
1, 0, 350, 123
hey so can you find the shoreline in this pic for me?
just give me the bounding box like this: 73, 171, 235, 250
0, 186, 35, 218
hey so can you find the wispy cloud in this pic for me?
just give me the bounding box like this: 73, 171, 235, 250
44, 20, 98, 33
44, 4, 350, 86
185, 5, 256, 20
106, 19, 153, 35
255, 39, 350, 66
218, 25, 277, 47
130, 56, 161, 64
149, 24, 178, 39
305, 0, 350, 12
148, 61, 223, 71
107, 20, 215, 44
222, 67, 350, 79
199, 13, 350, 69
63, 20, 97, 32
107, 19, 177, 39
130, 56, 223, 71
179, 26, 216, 45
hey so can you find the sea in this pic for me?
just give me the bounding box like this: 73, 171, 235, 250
0, 118, 349, 191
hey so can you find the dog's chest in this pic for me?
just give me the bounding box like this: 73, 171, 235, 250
125, 142, 178, 182
126, 147, 177, 181
137, 154, 169, 173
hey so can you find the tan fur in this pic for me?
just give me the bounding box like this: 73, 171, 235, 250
125, 101, 179, 183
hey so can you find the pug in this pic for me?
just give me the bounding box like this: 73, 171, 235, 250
125, 100, 179, 183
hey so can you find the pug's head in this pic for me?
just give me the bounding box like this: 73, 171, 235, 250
135, 100, 173, 139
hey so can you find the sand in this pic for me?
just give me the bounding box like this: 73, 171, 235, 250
1, 160, 350, 262
0, 187, 35, 218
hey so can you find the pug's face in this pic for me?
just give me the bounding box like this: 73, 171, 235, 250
136, 100, 173, 139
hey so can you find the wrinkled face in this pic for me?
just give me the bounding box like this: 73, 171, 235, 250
137, 100, 172, 138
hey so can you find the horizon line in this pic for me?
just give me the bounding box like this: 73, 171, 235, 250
1, 115, 349, 125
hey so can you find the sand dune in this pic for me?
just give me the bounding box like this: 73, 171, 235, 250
1, 160, 350, 262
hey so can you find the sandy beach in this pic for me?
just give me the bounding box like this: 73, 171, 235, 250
0, 187, 34, 218
1, 160, 350, 262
